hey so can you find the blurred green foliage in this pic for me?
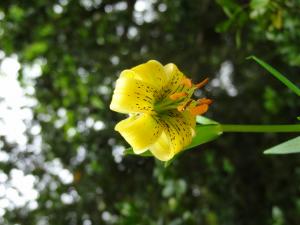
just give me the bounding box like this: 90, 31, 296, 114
0, 0, 300, 225
216, 0, 300, 66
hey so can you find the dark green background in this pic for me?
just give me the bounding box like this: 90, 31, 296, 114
0, 0, 300, 224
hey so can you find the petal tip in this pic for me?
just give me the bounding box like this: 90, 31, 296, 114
147, 59, 162, 65
151, 150, 174, 161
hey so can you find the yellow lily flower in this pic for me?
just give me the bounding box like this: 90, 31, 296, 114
110, 60, 211, 161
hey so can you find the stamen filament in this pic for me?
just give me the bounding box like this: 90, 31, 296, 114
169, 92, 188, 100
177, 99, 193, 112
195, 78, 209, 89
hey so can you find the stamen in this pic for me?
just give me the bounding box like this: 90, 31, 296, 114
195, 78, 209, 89
177, 99, 193, 112
190, 104, 209, 116
181, 77, 192, 88
198, 98, 213, 105
169, 92, 188, 100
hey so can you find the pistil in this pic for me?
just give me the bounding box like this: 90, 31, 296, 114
155, 77, 211, 115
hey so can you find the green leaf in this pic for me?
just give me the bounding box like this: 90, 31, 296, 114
190, 116, 222, 150
250, 0, 269, 18
196, 116, 219, 125
297, 116, 300, 120
23, 42, 48, 60
247, 56, 300, 96
250, 0, 269, 10
91, 96, 104, 109
9, 5, 25, 22
184, 124, 223, 151
215, 7, 243, 33
215, 19, 234, 33
37, 24, 55, 37
215, 0, 241, 18
264, 136, 300, 154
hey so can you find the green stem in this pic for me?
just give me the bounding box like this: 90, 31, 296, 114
221, 124, 300, 133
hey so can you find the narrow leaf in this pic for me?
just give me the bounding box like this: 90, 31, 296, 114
248, 56, 300, 96
264, 136, 300, 154
196, 116, 219, 125
184, 124, 223, 151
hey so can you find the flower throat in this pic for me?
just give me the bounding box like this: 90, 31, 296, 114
154, 77, 212, 116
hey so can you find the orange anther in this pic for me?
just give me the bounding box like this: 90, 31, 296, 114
169, 92, 188, 100
195, 78, 209, 89
198, 98, 213, 105
190, 104, 209, 116
181, 77, 192, 88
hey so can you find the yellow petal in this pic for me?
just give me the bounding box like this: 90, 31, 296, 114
149, 131, 174, 161
115, 114, 163, 154
131, 60, 168, 89
163, 63, 186, 96
110, 70, 157, 114
150, 111, 194, 161
182, 110, 196, 129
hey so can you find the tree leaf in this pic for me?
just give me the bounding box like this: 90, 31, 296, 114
250, 0, 269, 10
23, 41, 48, 60
216, 0, 241, 18
264, 136, 300, 154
